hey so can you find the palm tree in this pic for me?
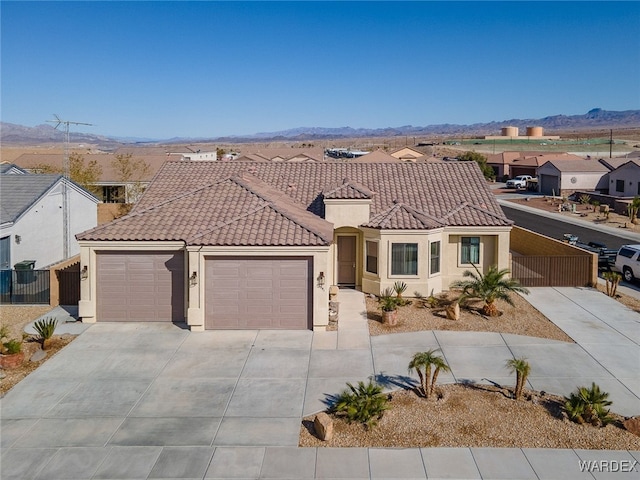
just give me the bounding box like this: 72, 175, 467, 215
505, 357, 531, 400
408, 349, 450, 399
450, 264, 529, 317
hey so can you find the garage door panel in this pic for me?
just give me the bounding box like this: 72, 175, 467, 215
97, 251, 184, 322
205, 257, 311, 330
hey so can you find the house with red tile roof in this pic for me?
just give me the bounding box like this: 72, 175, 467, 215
76, 161, 513, 331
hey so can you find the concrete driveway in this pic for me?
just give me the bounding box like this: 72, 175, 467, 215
1, 287, 639, 479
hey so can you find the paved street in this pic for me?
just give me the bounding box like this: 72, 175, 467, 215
1, 288, 638, 479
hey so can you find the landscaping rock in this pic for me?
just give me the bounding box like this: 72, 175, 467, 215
446, 302, 460, 321
623, 416, 640, 437
30, 349, 47, 362
314, 412, 334, 441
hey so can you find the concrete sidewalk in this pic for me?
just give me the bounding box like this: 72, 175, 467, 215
1, 287, 638, 479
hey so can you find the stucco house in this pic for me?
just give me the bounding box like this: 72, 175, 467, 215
389, 147, 425, 162
601, 159, 640, 197
76, 161, 513, 331
536, 159, 609, 196
486, 152, 584, 180
0, 170, 99, 269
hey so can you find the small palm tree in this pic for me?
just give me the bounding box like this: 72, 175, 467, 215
450, 264, 529, 317
628, 196, 640, 224
505, 357, 531, 400
408, 349, 450, 399
565, 383, 613, 426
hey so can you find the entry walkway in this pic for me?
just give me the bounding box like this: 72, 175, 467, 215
1, 288, 638, 479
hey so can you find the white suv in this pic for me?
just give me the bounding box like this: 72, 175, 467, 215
613, 245, 640, 282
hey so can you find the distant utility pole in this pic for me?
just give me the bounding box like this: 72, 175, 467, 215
609, 129, 613, 158
46, 114, 93, 259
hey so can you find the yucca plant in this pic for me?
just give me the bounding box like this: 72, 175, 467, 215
408, 349, 450, 399
505, 357, 531, 400
332, 379, 389, 429
33, 317, 58, 350
564, 383, 613, 427
393, 281, 408, 299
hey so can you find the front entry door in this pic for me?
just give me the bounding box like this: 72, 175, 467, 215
337, 236, 356, 285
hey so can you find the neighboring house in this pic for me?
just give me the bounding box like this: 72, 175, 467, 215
606, 159, 640, 197
389, 147, 424, 162
537, 159, 609, 196
486, 152, 584, 179
0, 163, 28, 175
181, 151, 218, 161
0, 171, 99, 269
12, 153, 168, 204
76, 161, 513, 331
234, 147, 325, 162
348, 150, 401, 162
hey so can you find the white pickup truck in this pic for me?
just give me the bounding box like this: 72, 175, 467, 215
505, 175, 533, 189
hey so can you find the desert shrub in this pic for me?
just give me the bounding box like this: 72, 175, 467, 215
564, 383, 613, 427
578, 194, 591, 205
333, 380, 389, 429
3, 339, 22, 354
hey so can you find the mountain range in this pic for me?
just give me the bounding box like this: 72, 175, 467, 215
1, 108, 638, 147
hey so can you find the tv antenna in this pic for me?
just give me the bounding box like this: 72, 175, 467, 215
46, 114, 93, 259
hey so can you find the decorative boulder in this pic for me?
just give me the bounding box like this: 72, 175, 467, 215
446, 302, 460, 321
623, 416, 640, 437
314, 412, 334, 441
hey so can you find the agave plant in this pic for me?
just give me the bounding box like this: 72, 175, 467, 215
408, 349, 450, 399
505, 357, 531, 400
564, 383, 613, 427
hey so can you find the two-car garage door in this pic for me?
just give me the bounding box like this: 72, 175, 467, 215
96, 252, 312, 329
96, 251, 184, 322
205, 257, 312, 330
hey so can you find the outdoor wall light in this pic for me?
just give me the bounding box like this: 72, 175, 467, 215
189, 271, 198, 287
81, 266, 88, 280
14, 235, 21, 244
317, 271, 325, 288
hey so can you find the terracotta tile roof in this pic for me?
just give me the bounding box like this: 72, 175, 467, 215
365, 202, 446, 229
348, 150, 400, 163
323, 178, 375, 199
78, 161, 512, 245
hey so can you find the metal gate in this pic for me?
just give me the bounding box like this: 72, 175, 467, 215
57, 262, 80, 305
0, 270, 50, 304
511, 256, 592, 287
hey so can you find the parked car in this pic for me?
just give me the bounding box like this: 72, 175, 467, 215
562, 234, 617, 270
613, 244, 640, 282
506, 175, 533, 189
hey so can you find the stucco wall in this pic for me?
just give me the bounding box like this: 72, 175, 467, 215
608, 163, 640, 197
324, 199, 371, 229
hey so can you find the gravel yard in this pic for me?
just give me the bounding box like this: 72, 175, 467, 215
0, 305, 75, 396
366, 292, 574, 342
300, 384, 640, 449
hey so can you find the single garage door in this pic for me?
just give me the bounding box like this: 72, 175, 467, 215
205, 257, 312, 330
96, 251, 184, 322
539, 174, 559, 196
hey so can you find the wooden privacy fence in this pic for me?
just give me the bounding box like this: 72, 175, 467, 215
511, 255, 593, 287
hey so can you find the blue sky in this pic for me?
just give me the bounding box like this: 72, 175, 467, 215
1, 1, 638, 139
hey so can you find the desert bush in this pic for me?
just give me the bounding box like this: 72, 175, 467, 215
333, 380, 389, 429
564, 383, 613, 427
3, 339, 22, 354
578, 194, 591, 205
